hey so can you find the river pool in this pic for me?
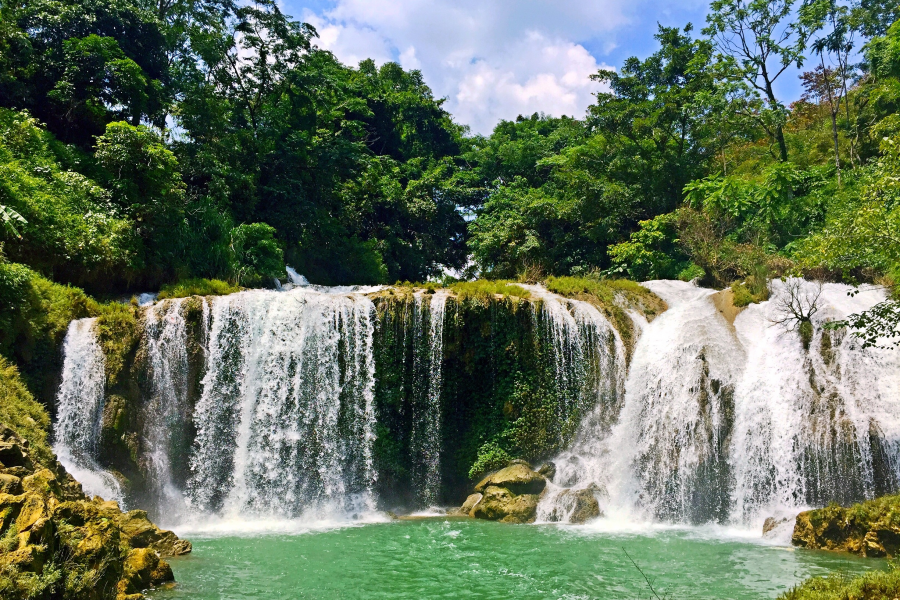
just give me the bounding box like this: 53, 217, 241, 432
149, 518, 882, 599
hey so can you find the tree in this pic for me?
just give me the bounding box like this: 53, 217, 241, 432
704, 0, 810, 161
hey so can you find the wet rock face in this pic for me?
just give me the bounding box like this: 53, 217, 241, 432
791, 496, 900, 558
474, 463, 547, 496
460, 462, 547, 524
0, 424, 190, 599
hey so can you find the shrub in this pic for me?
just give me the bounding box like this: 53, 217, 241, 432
0, 357, 52, 464
230, 223, 285, 287
468, 442, 512, 480
158, 278, 239, 299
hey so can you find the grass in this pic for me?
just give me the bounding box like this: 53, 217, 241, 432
448, 280, 530, 302
157, 278, 239, 299
0, 356, 52, 464
779, 563, 900, 599
544, 276, 668, 354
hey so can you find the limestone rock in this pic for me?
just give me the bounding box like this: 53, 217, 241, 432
537, 462, 556, 480
543, 488, 602, 524
472, 486, 539, 523
474, 463, 546, 496
117, 547, 175, 598
792, 498, 900, 558
117, 509, 192, 556
0, 474, 22, 495
0, 422, 190, 599
458, 493, 482, 517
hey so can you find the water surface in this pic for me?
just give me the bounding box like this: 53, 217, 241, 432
152, 519, 882, 599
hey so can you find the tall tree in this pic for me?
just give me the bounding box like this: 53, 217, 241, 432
704, 0, 810, 161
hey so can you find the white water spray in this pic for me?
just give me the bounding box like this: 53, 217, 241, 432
54, 318, 122, 503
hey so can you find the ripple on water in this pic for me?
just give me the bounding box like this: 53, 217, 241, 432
149, 519, 884, 600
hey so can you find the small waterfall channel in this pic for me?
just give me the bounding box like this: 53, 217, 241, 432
51, 278, 900, 532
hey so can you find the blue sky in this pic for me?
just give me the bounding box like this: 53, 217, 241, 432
281, 0, 807, 134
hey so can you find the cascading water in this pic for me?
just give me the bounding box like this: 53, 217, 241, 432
54, 318, 123, 502
50, 275, 900, 532
540, 279, 900, 529
143, 298, 193, 517
186, 287, 378, 521
409, 291, 448, 506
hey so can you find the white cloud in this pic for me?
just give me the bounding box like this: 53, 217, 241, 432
300, 0, 629, 134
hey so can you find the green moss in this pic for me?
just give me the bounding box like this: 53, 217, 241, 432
800, 319, 814, 350
779, 562, 900, 599
157, 278, 239, 299
0, 356, 52, 465
544, 276, 667, 355
730, 276, 770, 307
0, 256, 99, 401
96, 303, 141, 386
448, 280, 530, 302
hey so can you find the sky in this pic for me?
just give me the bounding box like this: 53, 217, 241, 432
282, 0, 806, 135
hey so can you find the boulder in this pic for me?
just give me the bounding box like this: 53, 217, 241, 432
565, 489, 601, 524
116, 509, 192, 556
474, 463, 546, 496
117, 547, 175, 599
792, 499, 900, 558
0, 474, 22, 495
0, 422, 190, 598
459, 493, 482, 517
472, 486, 539, 523
542, 488, 601, 524
537, 462, 556, 480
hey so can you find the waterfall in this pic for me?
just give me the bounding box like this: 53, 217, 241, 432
409, 291, 448, 506
143, 298, 193, 516
54, 318, 122, 502
545, 279, 900, 528
186, 287, 378, 520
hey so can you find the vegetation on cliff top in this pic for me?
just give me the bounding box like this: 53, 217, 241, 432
157, 278, 240, 300
0, 357, 51, 465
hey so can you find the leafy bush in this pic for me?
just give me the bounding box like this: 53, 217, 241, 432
0, 357, 52, 464
158, 278, 239, 299
230, 223, 285, 287
0, 110, 138, 291
468, 442, 512, 480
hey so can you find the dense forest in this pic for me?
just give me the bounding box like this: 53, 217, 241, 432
2, 0, 900, 357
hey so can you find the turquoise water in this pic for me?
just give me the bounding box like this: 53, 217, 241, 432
150, 519, 884, 599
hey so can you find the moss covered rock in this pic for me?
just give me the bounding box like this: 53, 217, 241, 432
472, 486, 540, 524
474, 463, 546, 496
792, 494, 900, 557
0, 425, 189, 599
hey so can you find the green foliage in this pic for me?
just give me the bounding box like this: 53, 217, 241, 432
0, 356, 52, 464
0, 109, 138, 291
95, 302, 140, 386
157, 278, 239, 299
448, 281, 530, 302
229, 223, 284, 287
608, 213, 694, 281
780, 563, 900, 599
468, 442, 512, 480
731, 278, 770, 307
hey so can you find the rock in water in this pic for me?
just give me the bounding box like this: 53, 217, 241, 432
459, 493, 483, 516
792, 495, 900, 558
472, 486, 540, 524
474, 463, 547, 496
0, 424, 190, 599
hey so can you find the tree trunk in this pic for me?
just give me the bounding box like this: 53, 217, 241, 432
761, 66, 788, 162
